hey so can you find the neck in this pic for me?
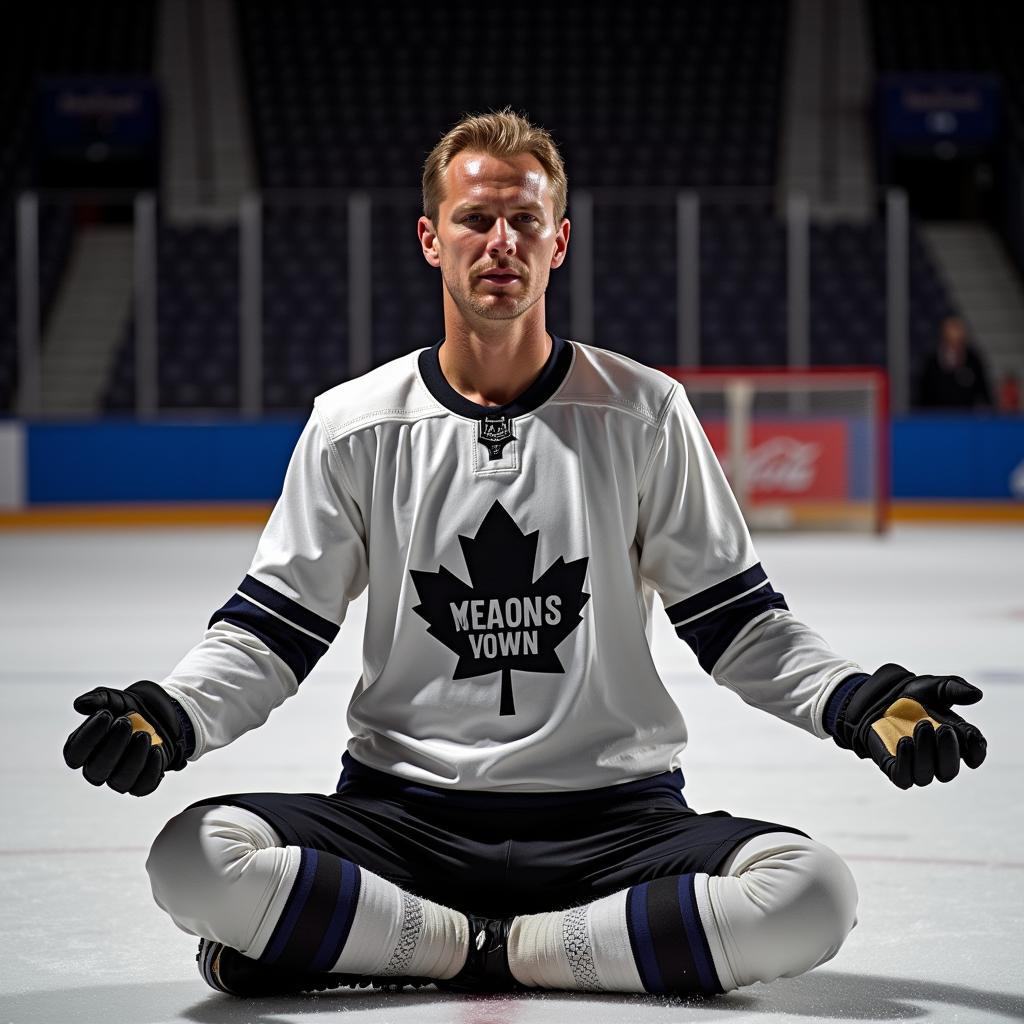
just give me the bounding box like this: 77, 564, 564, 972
439, 303, 551, 407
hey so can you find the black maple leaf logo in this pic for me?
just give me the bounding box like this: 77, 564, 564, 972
410, 501, 590, 716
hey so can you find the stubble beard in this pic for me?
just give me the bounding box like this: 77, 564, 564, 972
440, 262, 544, 323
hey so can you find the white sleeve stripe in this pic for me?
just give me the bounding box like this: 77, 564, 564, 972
670, 581, 775, 629
664, 563, 770, 626
232, 592, 332, 647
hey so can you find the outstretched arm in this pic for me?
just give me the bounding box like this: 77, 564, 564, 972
709, 616, 987, 786
64, 407, 369, 794
637, 384, 987, 786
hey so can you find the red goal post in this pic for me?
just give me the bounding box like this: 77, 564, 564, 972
660, 367, 890, 533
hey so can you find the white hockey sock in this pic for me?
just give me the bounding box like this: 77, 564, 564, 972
509, 888, 648, 992
508, 874, 722, 993
506, 832, 858, 994
147, 804, 468, 980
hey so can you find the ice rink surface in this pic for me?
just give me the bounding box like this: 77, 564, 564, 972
1, 524, 1022, 1024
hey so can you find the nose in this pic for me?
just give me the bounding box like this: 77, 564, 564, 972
487, 217, 516, 258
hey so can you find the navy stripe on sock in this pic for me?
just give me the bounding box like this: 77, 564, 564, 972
237, 575, 340, 644
625, 883, 664, 993
646, 875, 701, 994
628, 875, 723, 995
261, 847, 319, 966
664, 564, 769, 626
284, 850, 343, 970
260, 849, 362, 972
677, 874, 722, 995
210, 594, 329, 683
309, 858, 362, 973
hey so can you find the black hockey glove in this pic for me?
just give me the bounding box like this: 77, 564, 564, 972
831, 664, 987, 789
63, 681, 191, 796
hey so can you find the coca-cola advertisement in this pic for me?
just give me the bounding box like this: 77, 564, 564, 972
702, 421, 849, 501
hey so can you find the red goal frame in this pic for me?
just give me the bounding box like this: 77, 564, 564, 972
659, 366, 890, 534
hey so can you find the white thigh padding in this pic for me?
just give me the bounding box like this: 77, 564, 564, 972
146, 803, 298, 956
706, 832, 858, 988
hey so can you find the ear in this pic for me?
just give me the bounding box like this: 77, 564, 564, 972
550, 218, 570, 269
418, 216, 441, 268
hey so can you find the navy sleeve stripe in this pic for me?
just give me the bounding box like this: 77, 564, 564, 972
674, 583, 789, 674
664, 563, 769, 627
238, 575, 340, 644
210, 595, 329, 684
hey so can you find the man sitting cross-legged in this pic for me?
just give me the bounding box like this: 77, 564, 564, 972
65, 109, 986, 999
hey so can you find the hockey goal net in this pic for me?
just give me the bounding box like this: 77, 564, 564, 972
663, 368, 889, 533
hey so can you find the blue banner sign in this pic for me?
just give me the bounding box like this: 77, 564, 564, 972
36, 76, 160, 187
878, 73, 1000, 148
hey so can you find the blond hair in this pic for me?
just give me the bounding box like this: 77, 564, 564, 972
422, 108, 568, 225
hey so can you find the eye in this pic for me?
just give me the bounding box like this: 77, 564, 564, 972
462, 213, 482, 224
516, 213, 537, 224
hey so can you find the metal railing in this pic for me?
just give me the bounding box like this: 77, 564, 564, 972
13, 186, 913, 417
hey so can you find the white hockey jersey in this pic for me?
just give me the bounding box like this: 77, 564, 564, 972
161, 337, 861, 791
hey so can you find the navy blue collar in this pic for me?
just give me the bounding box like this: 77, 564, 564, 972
418, 335, 573, 419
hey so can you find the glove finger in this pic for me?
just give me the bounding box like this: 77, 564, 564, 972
82, 718, 133, 786
912, 719, 936, 786
961, 725, 988, 769
924, 708, 988, 770
106, 731, 152, 794
73, 688, 128, 717
934, 725, 961, 783
63, 710, 114, 769
129, 746, 165, 797
867, 730, 913, 789
892, 735, 915, 790
936, 677, 983, 707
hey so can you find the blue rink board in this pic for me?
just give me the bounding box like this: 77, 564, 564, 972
27, 419, 304, 503
891, 416, 1024, 499
20, 414, 1024, 503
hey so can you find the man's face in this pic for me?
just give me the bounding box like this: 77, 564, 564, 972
942, 317, 967, 354
418, 151, 569, 324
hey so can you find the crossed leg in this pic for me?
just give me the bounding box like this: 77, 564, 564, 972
146, 798, 857, 995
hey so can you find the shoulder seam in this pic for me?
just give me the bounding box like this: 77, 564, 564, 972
312, 404, 358, 496
636, 383, 682, 494
548, 393, 661, 425
317, 402, 445, 440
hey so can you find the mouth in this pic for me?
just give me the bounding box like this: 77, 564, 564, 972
477, 272, 520, 287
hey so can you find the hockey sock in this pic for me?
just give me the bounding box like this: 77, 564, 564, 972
508, 872, 723, 994
258, 847, 468, 979
506, 832, 858, 994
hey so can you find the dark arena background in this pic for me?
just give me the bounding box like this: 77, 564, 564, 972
1, 2, 1021, 1022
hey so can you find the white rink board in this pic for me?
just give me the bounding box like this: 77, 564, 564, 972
0, 421, 25, 508
1, 525, 1022, 1024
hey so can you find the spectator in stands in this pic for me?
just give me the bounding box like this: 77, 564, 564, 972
998, 371, 1020, 413
917, 316, 993, 410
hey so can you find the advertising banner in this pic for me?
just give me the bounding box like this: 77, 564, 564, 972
702, 420, 850, 502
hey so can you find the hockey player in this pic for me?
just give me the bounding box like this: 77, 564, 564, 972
64, 110, 987, 999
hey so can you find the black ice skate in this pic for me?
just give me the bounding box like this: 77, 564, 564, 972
197, 937, 433, 997
438, 915, 522, 992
